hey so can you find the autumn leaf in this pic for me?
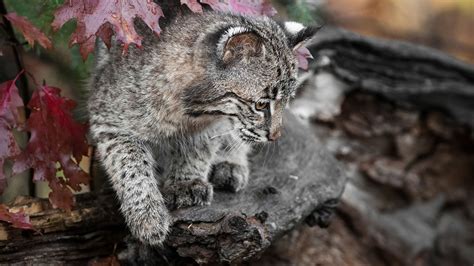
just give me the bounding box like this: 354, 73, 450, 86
0, 72, 25, 194
202, 0, 277, 16
181, 0, 203, 13
0, 204, 33, 230
294, 46, 313, 70
4, 13, 53, 49
52, 0, 164, 60
13, 85, 90, 211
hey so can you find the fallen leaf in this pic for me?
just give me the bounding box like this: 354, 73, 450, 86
0, 204, 33, 230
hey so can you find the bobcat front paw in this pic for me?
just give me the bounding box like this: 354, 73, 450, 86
163, 178, 213, 210
209, 162, 249, 192
124, 202, 171, 246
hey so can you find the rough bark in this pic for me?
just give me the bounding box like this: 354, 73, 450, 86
307, 26, 474, 128
0, 113, 346, 265
256, 91, 474, 266
265, 27, 474, 266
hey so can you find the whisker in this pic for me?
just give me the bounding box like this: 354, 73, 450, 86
262, 144, 270, 168
210, 128, 236, 140
235, 140, 245, 152
225, 138, 242, 156
269, 141, 277, 165
256, 142, 264, 155
224, 141, 233, 153
223, 137, 238, 154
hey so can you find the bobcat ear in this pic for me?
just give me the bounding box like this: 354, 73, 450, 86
217, 27, 264, 65
283, 22, 321, 51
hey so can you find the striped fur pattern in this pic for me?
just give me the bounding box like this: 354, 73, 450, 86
87, 12, 318, 245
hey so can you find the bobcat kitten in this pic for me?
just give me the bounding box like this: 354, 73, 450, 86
88, 12, 317, 245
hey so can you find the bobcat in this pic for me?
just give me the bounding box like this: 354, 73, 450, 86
88, 12, 317, 245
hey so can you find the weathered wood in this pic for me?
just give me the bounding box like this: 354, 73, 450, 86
308, 27, 474, 127
283, 27, 474, 265
0, 112, 346, 264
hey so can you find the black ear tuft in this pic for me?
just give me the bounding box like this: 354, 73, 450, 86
283, 22, 322, 50
289, 25, 321, 48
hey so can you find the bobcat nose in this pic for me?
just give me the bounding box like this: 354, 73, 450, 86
268, 129, 281, 141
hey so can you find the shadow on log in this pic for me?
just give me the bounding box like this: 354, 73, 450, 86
0, 112, 347, 265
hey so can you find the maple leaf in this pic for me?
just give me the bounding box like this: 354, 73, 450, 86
0, 72, 25, 194
52, 0, 164, 60
294, 46, 313, 70
0, 204, 33, 230
181, 0, 203, 13
4, 13, 53, 50
12, 85, 90, 211
202, 0, 277, 16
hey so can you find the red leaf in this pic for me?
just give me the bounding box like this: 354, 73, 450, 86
52, 0, 164, 60
181, 0, 203, 13
0, 72, 24, 194
294, 46, 313, 70
202, 0, 277, 16
48, 176, 75, 211
12, 85, 90, 211
0, 204, 33, 230
4, 13, 53, 49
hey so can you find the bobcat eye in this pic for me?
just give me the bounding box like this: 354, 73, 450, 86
255, 100, 268, 111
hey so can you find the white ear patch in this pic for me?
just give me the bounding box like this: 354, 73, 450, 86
284, 21, 305, 35
217, 26, 250, 54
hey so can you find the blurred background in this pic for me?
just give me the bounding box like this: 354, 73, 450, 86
3, 0, 474, 92
1, 0, 473, 265
310, 0, 474, 63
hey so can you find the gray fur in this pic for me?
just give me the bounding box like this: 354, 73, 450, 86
87, 12, 317, 245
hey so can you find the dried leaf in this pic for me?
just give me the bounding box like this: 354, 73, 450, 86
0, 72, 24, 193
202, 0, 277, 16
181, 0, 203, 13
0, 204, 33, 230
4, 13, 53, 49
13, 85, 90, 211
294, 46, 313, 70
52, 0, 164, 59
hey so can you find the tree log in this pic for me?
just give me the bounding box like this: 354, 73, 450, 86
307, 26, 474, 127
284, 27, 474, 265
0, 112, 347, 265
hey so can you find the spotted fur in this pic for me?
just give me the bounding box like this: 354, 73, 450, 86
87, 12, 318, 245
